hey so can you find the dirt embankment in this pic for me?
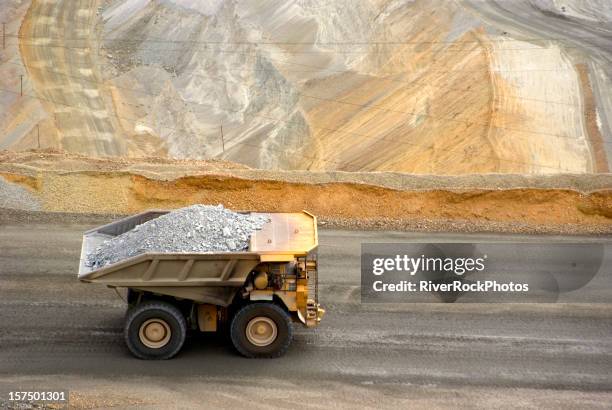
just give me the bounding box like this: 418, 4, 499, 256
1, 151, 611, 234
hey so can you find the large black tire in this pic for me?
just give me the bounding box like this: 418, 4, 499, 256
124, 300, 187, 360
230, 303, 293, 358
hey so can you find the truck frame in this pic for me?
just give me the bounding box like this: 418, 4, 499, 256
78, 210, 324, 359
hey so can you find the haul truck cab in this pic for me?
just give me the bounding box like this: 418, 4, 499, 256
78, 210, 324, 359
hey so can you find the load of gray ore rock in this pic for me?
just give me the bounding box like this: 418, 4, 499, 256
86, 204, 270, 269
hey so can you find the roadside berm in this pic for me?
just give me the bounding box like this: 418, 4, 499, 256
0, 151, 611, 234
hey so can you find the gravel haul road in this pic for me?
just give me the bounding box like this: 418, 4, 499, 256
0, 215, 611, 408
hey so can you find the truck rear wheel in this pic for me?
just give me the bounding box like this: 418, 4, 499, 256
124, 301, 186, 360
230, 303, 292, 358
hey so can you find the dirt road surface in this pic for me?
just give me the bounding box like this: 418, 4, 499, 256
0, 214, 611, 408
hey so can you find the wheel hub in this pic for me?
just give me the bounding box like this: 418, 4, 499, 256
139, 318, 171, 349
246, 316, 277, 347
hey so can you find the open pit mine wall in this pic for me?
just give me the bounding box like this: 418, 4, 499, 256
0, 0, 611, 174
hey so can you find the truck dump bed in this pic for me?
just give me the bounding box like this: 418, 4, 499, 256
77, 210, 317, 305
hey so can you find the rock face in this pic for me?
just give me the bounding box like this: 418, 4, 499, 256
85, 204, 270, 268
2, 0, 611, 173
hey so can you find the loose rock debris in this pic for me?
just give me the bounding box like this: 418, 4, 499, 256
86, 204, 269, 268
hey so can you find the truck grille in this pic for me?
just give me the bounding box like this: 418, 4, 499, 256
306, 257, 318, 305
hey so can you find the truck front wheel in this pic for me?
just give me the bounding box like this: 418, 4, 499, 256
124, 301, 187, 360
230, 303, 293, 358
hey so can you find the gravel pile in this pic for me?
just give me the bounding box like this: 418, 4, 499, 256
86, 204, 269, 268
0, 176, 41, 211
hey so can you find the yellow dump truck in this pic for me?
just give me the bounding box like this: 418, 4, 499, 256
78, 210, 324, 359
